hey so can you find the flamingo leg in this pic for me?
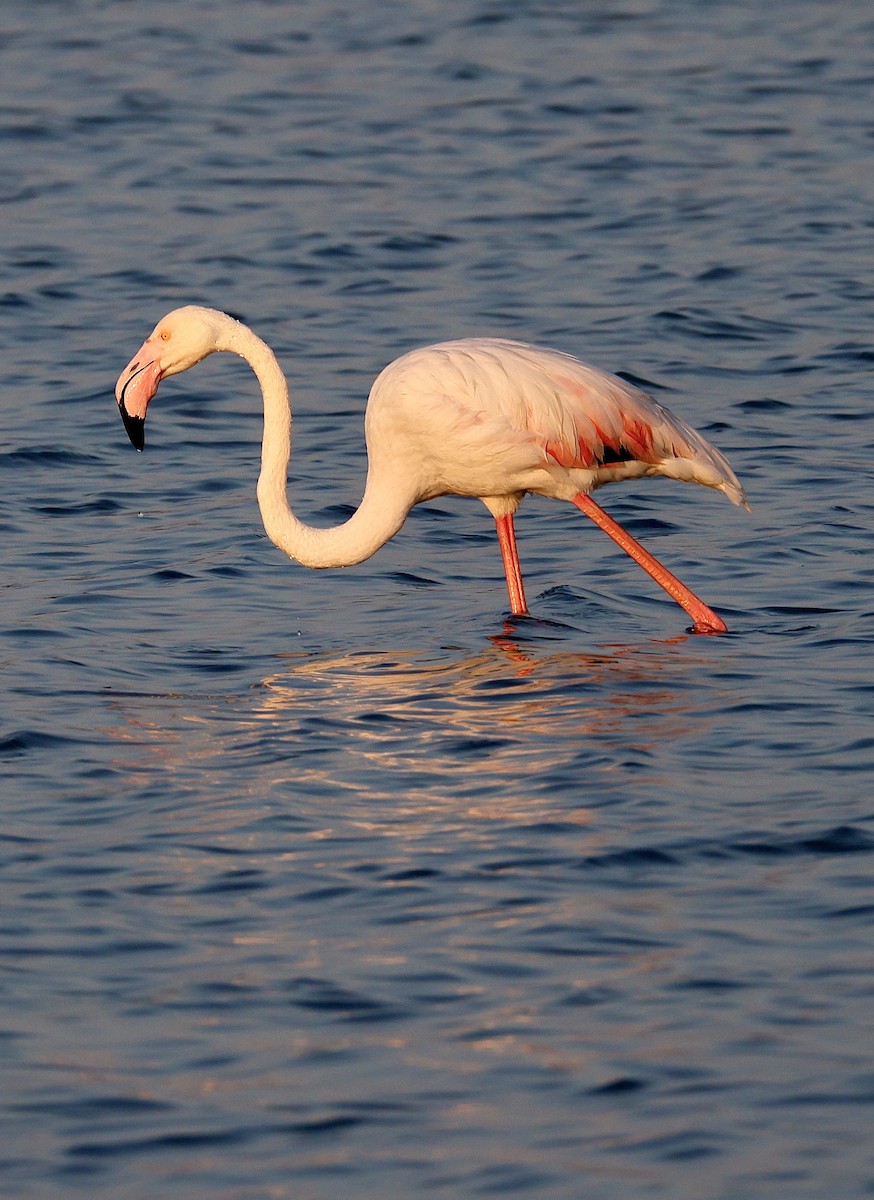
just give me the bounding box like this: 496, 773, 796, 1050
571, 493, 728, 634
494, 513, 529, 616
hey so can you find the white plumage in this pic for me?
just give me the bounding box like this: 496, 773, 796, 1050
368, 337, 745, 506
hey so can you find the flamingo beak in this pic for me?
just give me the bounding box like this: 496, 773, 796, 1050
115, 341, 163, 451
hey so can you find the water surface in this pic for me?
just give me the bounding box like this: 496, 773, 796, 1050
2, 1, 873, 1197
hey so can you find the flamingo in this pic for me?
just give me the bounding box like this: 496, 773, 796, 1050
115, 306, 747, 632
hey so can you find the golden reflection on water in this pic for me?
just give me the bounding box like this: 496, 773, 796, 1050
107, 630, 716, 833
258, 633, 701, 738
251, 633, 709, 814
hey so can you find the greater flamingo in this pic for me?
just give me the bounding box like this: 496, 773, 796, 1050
115, 306, 747, 632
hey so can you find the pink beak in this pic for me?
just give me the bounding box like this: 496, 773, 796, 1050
115, 340, 163, 451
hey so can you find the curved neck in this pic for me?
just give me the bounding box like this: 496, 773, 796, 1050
219, 320, 412, 568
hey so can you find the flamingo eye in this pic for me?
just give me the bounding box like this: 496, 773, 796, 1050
159, 330, 171, 342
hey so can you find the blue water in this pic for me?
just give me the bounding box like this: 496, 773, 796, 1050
2, 1, 874, 1197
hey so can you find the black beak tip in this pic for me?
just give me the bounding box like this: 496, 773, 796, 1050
119, 402, 145, 452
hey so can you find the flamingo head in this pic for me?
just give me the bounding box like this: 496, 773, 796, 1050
114, 306, 231, 450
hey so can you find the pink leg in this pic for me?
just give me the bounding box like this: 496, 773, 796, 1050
494, 513, 529, 616
571, 493, 728, 634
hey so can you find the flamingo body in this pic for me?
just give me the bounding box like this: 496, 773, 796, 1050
115, 307, 746, 632
366, 337, 745, 510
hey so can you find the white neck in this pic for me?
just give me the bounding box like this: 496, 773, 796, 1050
216, 319, 412, 568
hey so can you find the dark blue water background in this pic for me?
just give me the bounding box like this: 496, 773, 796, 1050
2, 1, 873, 1197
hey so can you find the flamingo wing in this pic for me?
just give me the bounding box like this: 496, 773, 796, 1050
373, 339, 747, 508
